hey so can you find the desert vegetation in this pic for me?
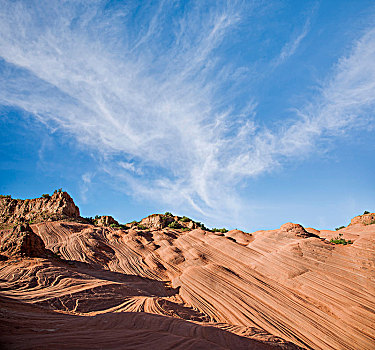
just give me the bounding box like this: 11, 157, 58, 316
168, 221, 181, 229
330, 233, 353, 245
211, 228, 228, 233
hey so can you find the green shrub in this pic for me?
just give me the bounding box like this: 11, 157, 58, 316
137, 224, 147, 230
181, 227, 190, 232
335, 226, 345, 231
168, 221, 181, 229
180, 216, 190, 222
330, 233, 353, 245
211, 228, 228, 233
164, 212, 173, 217
42, 193, 50, 199
365, 220, 375, 226
195, 221, 208, 230
84, 217, 95, 224
363, 211, 370, 215
0, 194, 11, 199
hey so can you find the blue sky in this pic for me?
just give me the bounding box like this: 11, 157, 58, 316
0, 0, 374, 231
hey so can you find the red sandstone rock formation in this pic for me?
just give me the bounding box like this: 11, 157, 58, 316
0, 223, 50, 258
0, 193, 374, 350
96, 215, 119, 227
350, 212, 375, 226
139, 214, 174, 229
0, 191, 80, 225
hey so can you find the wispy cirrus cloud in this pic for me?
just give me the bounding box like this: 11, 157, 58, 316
273, 18, 311, 67
0, 1, 374, 224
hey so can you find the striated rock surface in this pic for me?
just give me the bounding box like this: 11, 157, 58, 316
0, 193, 374, 350
0, 223, 50, 258
0, 191, 80, 225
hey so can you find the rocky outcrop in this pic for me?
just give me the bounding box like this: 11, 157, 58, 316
96, 216, 119, 227
0, 223, 50, 258
139, 214, 174, 229
139, 214, 200, 230
350, 212, 375, 226
224, 229, 253, 245
280, 222, 319, 238
182, 219, 199, 229
0, 191, 80, 224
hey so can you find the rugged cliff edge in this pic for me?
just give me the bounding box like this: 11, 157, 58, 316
0, 191, 80, 226
0, 192, 374, 350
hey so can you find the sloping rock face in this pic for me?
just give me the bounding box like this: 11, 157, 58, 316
0, 223, 50, 258
0, 191, 80, 224
350, 213, 375, 226
96, 216, 119, 227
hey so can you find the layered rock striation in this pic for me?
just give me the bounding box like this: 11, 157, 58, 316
0, 193, 374, 350
0, 223, 51, 259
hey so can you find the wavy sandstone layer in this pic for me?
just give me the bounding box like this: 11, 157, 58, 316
0, 194, 374, 349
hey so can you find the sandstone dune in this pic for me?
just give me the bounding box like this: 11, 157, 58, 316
0, 193, 374, 349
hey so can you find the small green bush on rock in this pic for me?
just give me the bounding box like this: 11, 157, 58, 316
211, 228, 228, 233
168, 221, 181, 229
330, 233, 353, 245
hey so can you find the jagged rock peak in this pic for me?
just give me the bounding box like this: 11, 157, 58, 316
0, 223, 50, 258
0, 190, 80, 224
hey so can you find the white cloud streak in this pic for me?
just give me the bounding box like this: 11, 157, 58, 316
273, 18, 310, 67
0, 1, 374, 224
